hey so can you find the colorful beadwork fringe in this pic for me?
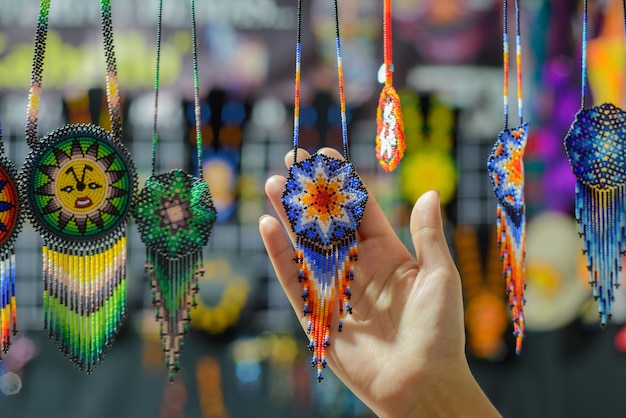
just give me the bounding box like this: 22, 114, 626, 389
0, 254, 17, 358
42, 237, 126, 372
564, 103, 626, 324
145, 249, 203, 380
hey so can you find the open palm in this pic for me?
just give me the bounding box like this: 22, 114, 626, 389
260, 148, 500, 417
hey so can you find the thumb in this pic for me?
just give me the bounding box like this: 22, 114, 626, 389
409, 190, 455, 273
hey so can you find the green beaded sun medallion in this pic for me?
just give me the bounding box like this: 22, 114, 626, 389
24, 124, 134, 243
132, 0, 216, 381
22, 0, 137, 372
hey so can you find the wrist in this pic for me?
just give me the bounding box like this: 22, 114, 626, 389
403, 359, 501, 418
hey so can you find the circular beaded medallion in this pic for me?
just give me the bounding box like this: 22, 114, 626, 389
0, 155, 21, 253
133, 169, 217, 258
23, 124, 136, 244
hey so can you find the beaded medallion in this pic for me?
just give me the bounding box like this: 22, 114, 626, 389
486, 0, 528, 354
563, 0, 626, 325
282, 0, 368, 382
24, 125, 133, 242
22, 0, 137, 372
131, 0, 216, 380
0, 123, 22, 359
564, 103, 626, 324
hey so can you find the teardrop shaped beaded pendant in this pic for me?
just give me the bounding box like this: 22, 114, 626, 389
486, 0, 529, 354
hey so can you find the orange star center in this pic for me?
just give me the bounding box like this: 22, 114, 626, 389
302, 178, 345, 222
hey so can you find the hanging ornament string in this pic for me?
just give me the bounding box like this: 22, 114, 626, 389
564, 0, 626, 326
22, 0, 137, 373
375, 0, 405, 172
132, 0, 217, 381
486, 0, 529, 355
282, 0, 368, 382
0, 120, 22, 360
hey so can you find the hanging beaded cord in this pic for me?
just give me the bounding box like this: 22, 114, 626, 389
563, 0, 626, 325
23, 0, 136, 372
281, 0, 368, 382
375, 0, 405, 172
131, 0, 216, 381
486, 0, 529, 354
0, 120, 22, 360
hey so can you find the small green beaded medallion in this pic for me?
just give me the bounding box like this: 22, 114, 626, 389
132, 0, 216, 381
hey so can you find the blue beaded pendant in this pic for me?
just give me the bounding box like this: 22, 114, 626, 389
564, 103, 626, 325
281, 153, 368, 381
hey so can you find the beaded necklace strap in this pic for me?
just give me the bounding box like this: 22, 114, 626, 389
580, 0, 588, 110
333, 0, 350, 159
383, 0, 394, 87
502, 0, 524, 129
26, 0, 122, 146
292, 0, 351, 162
152, 0, 204, 176
579, 0, 626, 109
291, 0, 303, 166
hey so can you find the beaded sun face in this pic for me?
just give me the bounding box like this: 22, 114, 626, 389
564, 103, 626, 324
282, 153, 368, 381
22, 123, 136, 372
24, 125, 134, 241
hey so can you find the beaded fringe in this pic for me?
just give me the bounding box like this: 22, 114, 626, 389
574, 183, 626, 324
296, 236, 357, 382
145, 247, 203, 381
0, 252, 17, 358
42, 235, 127, 372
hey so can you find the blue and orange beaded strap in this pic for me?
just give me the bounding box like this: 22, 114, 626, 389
375, 0, 405, 172
563, 0, 626, 325
21, 0, 137, 372
0, 121, 23, 360
281, 0, 368, 382
486, 0, 529, 354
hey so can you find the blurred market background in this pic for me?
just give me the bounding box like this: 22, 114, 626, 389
0, 0, 625, 417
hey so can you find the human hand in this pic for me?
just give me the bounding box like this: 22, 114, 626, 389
259, 147, 500, 417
